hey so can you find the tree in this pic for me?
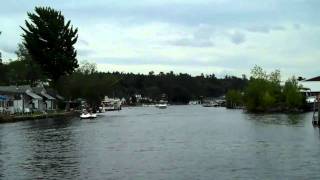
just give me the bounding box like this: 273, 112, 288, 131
251, 65, 268, 80
0, 31, 2, 64
15, 43, 46, 86
283, 77, 303, 109
244, 66, 281, 112
226, 90, 243, 108
21, 6, 78, 86
78, 61, 97, 75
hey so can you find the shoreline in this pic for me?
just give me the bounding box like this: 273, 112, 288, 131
0, 111, 79, 124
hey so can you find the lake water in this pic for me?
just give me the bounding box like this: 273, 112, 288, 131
0, 105, 320, 179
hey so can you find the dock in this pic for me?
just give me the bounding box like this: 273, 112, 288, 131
0, 111, 78, 123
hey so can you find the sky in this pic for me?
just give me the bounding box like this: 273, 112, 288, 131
0, 0, 319, 78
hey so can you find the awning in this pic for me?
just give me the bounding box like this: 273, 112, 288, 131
41, 92, 55, 100
26, 90, 42, 100
0, 95, 7, 100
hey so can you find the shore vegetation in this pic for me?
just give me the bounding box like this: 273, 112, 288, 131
226, 66, 305, 112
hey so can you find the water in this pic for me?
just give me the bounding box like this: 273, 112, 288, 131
0, 105, 320, 179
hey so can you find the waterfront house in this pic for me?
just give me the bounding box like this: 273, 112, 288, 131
32, 87, 56, 111
0, 95, 8, 113
299, 76, 320, 111
300, 76, 320, 95
46, 88, 66, 110
0, 85, 43, 114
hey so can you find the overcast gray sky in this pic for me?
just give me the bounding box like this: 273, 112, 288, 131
0, 0, 319, 78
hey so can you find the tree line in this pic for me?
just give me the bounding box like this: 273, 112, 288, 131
0, 56, 248, 105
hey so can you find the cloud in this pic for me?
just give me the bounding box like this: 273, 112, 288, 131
167, 24, 215, 47
1, 0, 320, 78
168, 38, 214, 47
293, 23, 301, 30
0, 43, 16, 54
78, 39, 89, 46
77, 49, 94, 57
229, 32, 246, 45
246, 25, 286, 33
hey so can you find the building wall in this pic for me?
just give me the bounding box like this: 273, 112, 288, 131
0, 99, 7, 113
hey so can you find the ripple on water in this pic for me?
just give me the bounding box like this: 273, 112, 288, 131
0, 106, 319, 179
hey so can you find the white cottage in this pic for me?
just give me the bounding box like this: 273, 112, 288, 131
32, 87, 56, 111
0, 85, 43, 114
300, 76, 320, 101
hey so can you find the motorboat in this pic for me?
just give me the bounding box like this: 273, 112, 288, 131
156, 103, 167, 109
202, 101, 219, 107
80, 113, 97, 119
100, 96, 122, 112
156, 100, 168, 109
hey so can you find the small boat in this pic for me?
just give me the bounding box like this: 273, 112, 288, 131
155, 99, 168, 109
80, 113, 97, 119
202, 101, 219, 107
156, 104, 167, 109
100, 96, 122, 112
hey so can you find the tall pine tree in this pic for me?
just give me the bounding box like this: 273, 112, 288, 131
21, 7, 79, 87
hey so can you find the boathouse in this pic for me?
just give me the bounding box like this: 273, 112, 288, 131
0, 85, 43, 114
300, 76, 320, 104
32, 87, 56, 111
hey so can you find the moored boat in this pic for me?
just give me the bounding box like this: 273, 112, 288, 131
100, 96, 122, 112
80, 112, 97, 119
156, 103, 167, 109
156, 100, 168, 109
202, 101, 219, 107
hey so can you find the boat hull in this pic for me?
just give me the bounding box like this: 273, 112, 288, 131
80, 114, 97, 119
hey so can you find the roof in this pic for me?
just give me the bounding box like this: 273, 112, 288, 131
305, 76, 320, 81
299, 81, 320, 92
46, 88, 64, 100
41, 91, 55, 100
0, 85, 32, 93
32, 87, 55, 100
26, 90, 42, 100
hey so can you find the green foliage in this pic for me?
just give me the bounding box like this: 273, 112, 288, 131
57, 63, 118, 106
226, 90, 243, 108
78, 60, 97, 75
15, 44, 46, 85
108, 72, 248, 104
244, 66, 305, 112
21, 6, 78, 85
251, 65, 268, 80
283, 77, 303, 109
0, 44, 46, 86
261, 91, 276, 109
0, 63, 8, 85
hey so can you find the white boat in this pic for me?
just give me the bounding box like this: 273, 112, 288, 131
101, 96, 122, 112
156, 104, 167, 109
156, 100, 168, 109
202, 101, 219, 107
80, 113, 97, 119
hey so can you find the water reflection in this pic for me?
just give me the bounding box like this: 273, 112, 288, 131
24, 119, 80, 179
0, 125, 5, 179
246, 112, 308, 126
